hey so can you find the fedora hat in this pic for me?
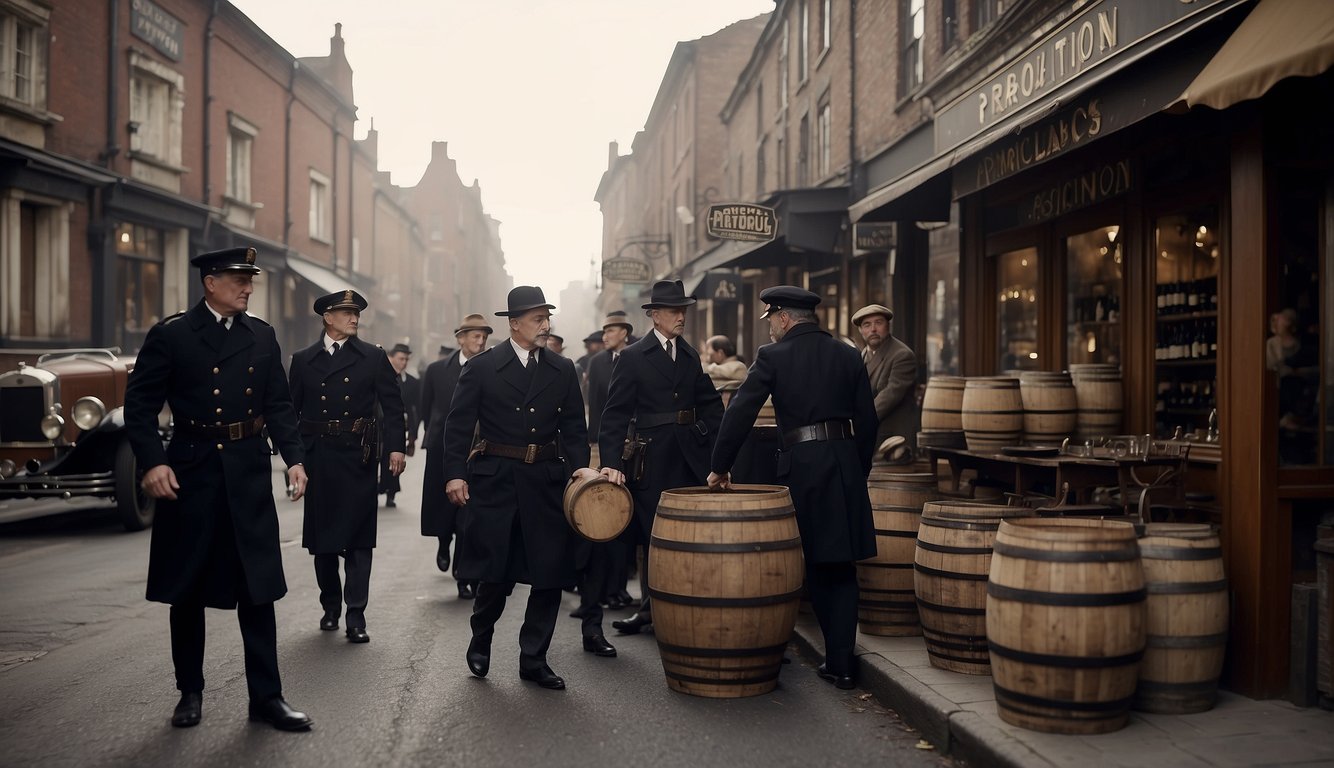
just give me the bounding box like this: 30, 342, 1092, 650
496, 286, 555, 318
454, 313, 494, 336
314, 289, 368, 315
602, 310, 634, 332
642, 279, 696, 309
388, 343, 412, 356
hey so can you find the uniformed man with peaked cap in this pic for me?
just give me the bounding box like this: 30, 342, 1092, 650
707, 285, 878, 690
124, 246, 314, 731
380, 342, 421, 508
288, 289, 407, 644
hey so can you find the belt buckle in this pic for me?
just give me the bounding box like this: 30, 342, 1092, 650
524, 444, 538, 464
228, 421, 244, 441
326, 422, 341, 437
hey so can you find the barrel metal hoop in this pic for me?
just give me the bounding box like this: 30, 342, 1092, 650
1138, 545, 1223, 561
921, 633, 989, 650
1146, 579, 1228, 595
926, 649, 991, 665
663, 668, 782, 686
1145, 632, 1228, 649
988, 640, 1145, 668
647, 586, 804, 608
873, 529, 919, 538
916, 597, 986, 615
656, 641, 788, 658
656, 510, 795, 523
1133, 679, 1220, 695
987, 582, 1147, 607
919, 517, 1003, 532
858, 561, 914, 570
993, 541, 1140, 563
915, 539, 995, 556
993, 684, 1134, 714
650, 535, 802, 553
913, 563, 989, 581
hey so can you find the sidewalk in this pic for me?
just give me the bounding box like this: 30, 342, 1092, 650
789, 616, 1334, 768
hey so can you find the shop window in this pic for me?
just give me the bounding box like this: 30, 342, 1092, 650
128, 51, 185, 176
0, 194, 69, 339
1066, 225, 1123, 368
1152, 207, 1219, 440
926, 218, 960, 375
0, 2, 48, 112
309, 170, 330, 242
899, 0, 924, 97
997, 247, 1039, 371
115, 222, 165, 350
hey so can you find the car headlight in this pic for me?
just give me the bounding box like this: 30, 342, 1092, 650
41, 411, 66, 440
72, 396, 107, 431
0, 459, 15, 479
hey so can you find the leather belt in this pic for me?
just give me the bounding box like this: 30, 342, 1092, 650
179, 415, 266, 441
782, 420, 854, 449
636, 409, 696, 429
299, 418, 376, 437
476, 439, 560, 464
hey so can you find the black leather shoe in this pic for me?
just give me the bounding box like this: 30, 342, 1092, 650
816, 663, 856, 690
611, 612, 652, 635
436, 549, 451, 573
385, 495, 397, 508
582, 634, 617, 657
457, 582, 476, 600
248, 697, 313, 731
519, 665, 566, 690
346, 627, 369, 643
568, 605, 591, 619
171, 691, 201, 728
319, 613, 338, 631
466, 638, 490, 678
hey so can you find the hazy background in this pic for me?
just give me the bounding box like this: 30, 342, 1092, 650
230, 0, 774, 307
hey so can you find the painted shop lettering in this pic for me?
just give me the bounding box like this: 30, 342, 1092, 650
974, 100, 1102, 189
1027, 160, 1131, 224
977, 8, 1117, 125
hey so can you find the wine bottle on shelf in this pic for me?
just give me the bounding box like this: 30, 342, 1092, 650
1187, 280, 1200, 309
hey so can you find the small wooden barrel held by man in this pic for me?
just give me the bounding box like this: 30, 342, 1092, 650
562, 474, 632, 542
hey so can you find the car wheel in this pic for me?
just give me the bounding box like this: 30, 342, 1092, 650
115, 437, 155, 531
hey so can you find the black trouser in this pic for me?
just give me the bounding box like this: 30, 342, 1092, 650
314, 548, 373, 628
805, 562, 859, 675
470, 582, 562, 671
577, 541, 616, 637
170, 602, 281, 702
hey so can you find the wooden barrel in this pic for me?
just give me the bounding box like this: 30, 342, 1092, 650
921, 376, 966, 432
1069, 365, 1123, 440
914, 501, 1026, 674
563, 475, 632, 542
987, 518, 1147, 734
649, 485, 804, 698
1134, 523, 1228, 714
916, 429, 966, 450
1019, 371, 1077, 445
961, 377, 1023, 451
858, 472, 940, 636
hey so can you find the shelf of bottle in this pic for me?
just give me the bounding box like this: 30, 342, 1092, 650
1071, 319, 1120, 326
1156, 310, 1218, 322
1157, 407, 1214, 416
1155, 357, 1217, 367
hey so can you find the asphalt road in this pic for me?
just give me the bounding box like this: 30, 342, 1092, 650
0, 465, 956, 768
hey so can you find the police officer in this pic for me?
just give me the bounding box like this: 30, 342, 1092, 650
288, 290, 407, 644
419, 313, 492, 599
444, 286, 599, 690
124, 246, 313, 731
707, 286, 878, 690
598, 280, 724, 635
380, 343, 421, 508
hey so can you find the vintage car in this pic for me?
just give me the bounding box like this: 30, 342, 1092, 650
0, 349, 167, 531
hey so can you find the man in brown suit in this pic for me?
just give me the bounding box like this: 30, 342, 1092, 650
853, 304, 919, 450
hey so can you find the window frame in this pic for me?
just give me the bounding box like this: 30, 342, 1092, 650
0, 0, 49, 114
900, 0, 925, 98
308, 169, 331, 244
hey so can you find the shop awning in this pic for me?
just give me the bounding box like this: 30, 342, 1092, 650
1177, 0, 1334, 110
680, 187, 848, 278
286, 254, 369, 298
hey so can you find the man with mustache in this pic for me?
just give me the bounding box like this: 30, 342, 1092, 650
853, 304, 919, 453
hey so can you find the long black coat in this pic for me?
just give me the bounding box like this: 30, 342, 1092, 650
378, 371, 421, 495
711, 322, 878, 564
443, 343, 589, 588
584, 348, 614, 442
289, 335, 405, 554
419, 353, 466, 537
597, 334, 724, 538
125, 301, 304, 608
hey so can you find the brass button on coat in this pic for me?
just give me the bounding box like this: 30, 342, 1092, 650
213, 389, 220, 396
212, 367, 220, 374
245, 388, 253, 395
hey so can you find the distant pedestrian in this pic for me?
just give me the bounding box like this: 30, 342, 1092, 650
703, 334, 747, 391
853, 303, 919, 450
124, 246, 313, 731
546, 332, 565, 356
380, 343, 421, 508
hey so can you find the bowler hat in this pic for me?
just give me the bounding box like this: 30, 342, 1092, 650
389, 343, 412, 356
438, 344, 454, 356
314, 289, 368, 315
759, 285, 820, 319
602, 310, 634, 332
192, 247, 261, 276
642, 280, 696, 309
852, 303, 894, 325
496, 286, 555, 317
548, 333, 564, 344
454, 313, 494, 336
583, 330, 605, 344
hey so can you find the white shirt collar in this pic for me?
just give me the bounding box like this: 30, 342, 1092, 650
323, 333, 342, 355
457, 349, 472, 366
652, 328, 674, 349
204, 301, 233, 330
509, 339, 539, 366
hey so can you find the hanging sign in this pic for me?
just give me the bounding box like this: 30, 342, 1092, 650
853, 222, 896, 254
601, 257, 652, 283
706, 203, 777, 242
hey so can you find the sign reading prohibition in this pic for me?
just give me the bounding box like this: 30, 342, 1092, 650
601, 257, 652, 283
706, 204, 777, 242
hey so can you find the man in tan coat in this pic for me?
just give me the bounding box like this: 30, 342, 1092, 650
853, 304, 919, 449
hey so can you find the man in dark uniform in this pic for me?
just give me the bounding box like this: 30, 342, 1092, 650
444, 286, 600, 690
598, 281, 725, 635
575, 331, 604, 392
706, 286, 878, 689
288, 290, 407, 644
380, 343, 421, 508
125, 246, 313, 731
420, 312, 492, 599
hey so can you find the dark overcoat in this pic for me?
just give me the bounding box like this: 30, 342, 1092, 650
418, 353, 466, 537
584, 348, 614, 441
289, 334, 405, 554
125, 301, 304, 608
443, 343, 589, 588
597, 333, 724, 538
711, 323, 878, 564
378, 371, 421, 495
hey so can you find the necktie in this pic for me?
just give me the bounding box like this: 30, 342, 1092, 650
218, 316, 229, 331
330, 342, 340, 355
665, 339, 674, 361
527, 349, 537, 368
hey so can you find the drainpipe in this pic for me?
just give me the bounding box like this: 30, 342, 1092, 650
848, 0, 859, 198
104, 0, 119, 165
202, 1, 219, 213
331, 124, 339, 272
283, 61, 297, 247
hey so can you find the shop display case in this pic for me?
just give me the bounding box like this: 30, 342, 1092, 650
1153, 207, 1220, 438
1066, 225, 1123, 369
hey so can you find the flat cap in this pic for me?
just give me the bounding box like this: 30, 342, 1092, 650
192, 246, 261, 276
852, 304, 894, 325
314, 289, 368, 315
759, 285, 820, 319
